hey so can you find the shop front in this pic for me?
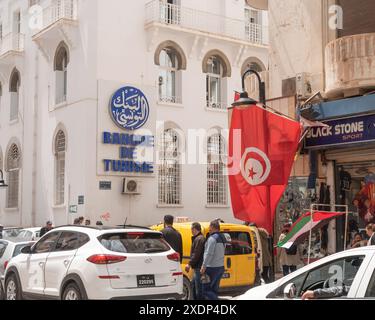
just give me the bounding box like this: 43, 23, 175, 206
304, 99, 375, 252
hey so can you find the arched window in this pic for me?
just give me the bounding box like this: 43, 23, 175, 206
155, 41, 186, 104
54, 42, 69, 105
158, 128, 181, 205
9, 69, 20, 121
158, 49, 180, 103
6, 143, 21, 209
54, 130, 66, 205
206, 56, 224, 109
203, 50, 231, 110
207, 134, 227, 206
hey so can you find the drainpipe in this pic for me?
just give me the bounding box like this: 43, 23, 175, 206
31, 51, 39, 227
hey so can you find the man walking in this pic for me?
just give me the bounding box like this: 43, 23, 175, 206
40, 221, 53, 237
367, 224, 375, 246
161, 215, 183, 262
200, 220, 226, 300
185, 222, 205, 300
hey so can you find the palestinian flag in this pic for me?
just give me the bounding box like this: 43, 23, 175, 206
277, 211, 346, 249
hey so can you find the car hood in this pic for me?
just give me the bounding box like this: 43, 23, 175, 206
235, 281, 281, 300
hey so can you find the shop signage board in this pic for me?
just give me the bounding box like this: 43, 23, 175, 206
305, 113, 375, 149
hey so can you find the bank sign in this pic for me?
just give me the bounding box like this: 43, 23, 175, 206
102, 86, 154, 174
305, 114, 375, 149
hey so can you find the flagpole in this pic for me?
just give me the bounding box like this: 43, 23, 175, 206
343, 205, 349, 251
308, 204, 314, 265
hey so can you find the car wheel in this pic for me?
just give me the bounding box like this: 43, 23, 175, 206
62, 283, 83, 301
5, 274, 22, 300
182, 277, 193, 300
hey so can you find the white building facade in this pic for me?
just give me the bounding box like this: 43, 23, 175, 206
0, 0, 268, 228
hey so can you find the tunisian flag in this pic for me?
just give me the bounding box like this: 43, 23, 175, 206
229, 105, 301, 234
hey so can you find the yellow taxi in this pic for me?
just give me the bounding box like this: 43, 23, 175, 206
151, 220, 260, 299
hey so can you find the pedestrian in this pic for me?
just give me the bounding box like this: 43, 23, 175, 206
0, 224, 3, 239
96, 221, 103, 226
350, 233, 365, 249
200, 220, 226, 300
185, 222, 205, 300
278, 226, 304, 276
73, 218, 80, 225
161, 215, 183, 262
40, 221, 53, 237
258, 228, 273, 284
366, 224, 375, 246
85, 219, 91, 226
79, 216, 85, 225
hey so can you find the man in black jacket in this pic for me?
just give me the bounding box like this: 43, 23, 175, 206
161, 215, 183, 262
185, 222, 205, 300
40, 221, 53, 237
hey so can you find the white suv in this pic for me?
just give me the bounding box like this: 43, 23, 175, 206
4, 226, 183, 300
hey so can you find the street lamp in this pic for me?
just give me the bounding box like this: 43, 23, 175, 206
232, 68, 266, 107
0, 169, 8, 188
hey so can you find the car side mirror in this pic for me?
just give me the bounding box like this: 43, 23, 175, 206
284, 283, 297, 300
21, 245, 32, 254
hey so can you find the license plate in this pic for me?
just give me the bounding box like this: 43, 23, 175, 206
137, 275, 155, 288
222, 273, 231, 279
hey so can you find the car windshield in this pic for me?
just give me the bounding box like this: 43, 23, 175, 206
3, 229, 22, 239
98, 232, 170, 254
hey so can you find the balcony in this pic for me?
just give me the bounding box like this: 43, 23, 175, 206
32, 0, 78, 54
145, 1, 268, 47
325, 33, 375, 98
0, 33, 25, 64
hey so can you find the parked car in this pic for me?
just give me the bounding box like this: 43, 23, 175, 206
152, 221, 261, 299
2, 228, 23, 240
236, 246, 375, 300
16, 228, 41, 242
0, 240, 35, 300
4, 225, 183, 300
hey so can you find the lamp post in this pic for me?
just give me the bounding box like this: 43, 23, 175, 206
232, 68, 266, 107
231, 68, 274, 282
0, 169, 8, 189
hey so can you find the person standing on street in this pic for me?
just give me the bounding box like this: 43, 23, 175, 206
0, 224, 3, 239
278, 226, 304, 276
258, 228, 273, 284
161, 215, 183, 262
200, 220, 226, 300
366, 224, 375, 246
185, 222, 205, 300
40, 221, 53, 237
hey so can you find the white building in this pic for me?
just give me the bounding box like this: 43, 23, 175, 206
0, 0, 268, 228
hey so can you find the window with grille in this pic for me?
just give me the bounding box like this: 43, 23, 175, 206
158, 129, 181, 206
9, 69, 20, 122
206, 56, 224, 110
207, 134, 227, 206
55, 130, 66, 205
158, 48, 181, 104
54, 43, 69, 105
6, 144, 20, 209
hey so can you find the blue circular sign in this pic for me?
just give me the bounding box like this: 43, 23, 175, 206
109, 86, 150, 131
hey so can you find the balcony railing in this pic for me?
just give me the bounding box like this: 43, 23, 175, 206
36, 0, 78, 32
0, 33, 25, 57
145, 0, 268, 46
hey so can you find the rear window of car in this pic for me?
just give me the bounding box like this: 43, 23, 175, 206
0, 241, 8, 258
13, 244, 28, 257
224, 232, 253, 256
98, 232, 170, 254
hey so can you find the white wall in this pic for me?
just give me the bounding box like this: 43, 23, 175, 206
0, 0, 269, 228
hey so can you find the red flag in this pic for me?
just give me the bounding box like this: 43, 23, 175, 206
234, 91, 241, 102
228, 105, 301, 234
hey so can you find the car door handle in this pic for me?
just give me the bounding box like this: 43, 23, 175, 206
63, 260, 70, 267
227, 258, 232, 269
39, 262, 45, 268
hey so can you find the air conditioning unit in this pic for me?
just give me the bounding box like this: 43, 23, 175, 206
296, 73, 312, 99
122, 178, 141, 195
